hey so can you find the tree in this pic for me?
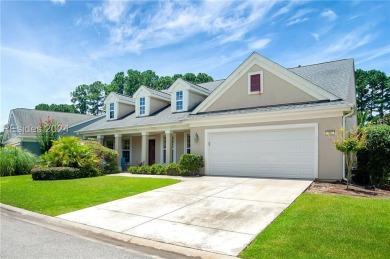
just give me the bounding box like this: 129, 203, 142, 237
125, 69, 141, 96
332, 127, 366, 189
87, 81, 105, 115
106, 72, 126, 95
71, 84, 89, 114
196, 72, 213, 83
156, 76, 173, 90
172, 74, 183, 82
183, 73, 197, 83
35, 103, 79, 113
140, 70, 159, 88
36, 117, 61, 153
355, 69, 390, 120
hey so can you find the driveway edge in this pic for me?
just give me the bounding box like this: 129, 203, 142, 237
0, 203, 236, 259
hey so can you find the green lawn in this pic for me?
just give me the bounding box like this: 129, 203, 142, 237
240, 193, 390, 259
0, 175, 179, 216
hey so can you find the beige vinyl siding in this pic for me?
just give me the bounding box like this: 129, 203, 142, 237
117, 103, 135, 119
205, 64, 317, 112
191, 116, 342, 180
150, 97, 169, 115
188, 92, 206, 111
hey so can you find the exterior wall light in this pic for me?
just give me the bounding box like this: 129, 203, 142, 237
325, 130, 336, 136
194, 132, 199, 143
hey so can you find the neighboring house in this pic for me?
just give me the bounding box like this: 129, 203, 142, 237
2, 109, 99, 155
77, 52, 357, 180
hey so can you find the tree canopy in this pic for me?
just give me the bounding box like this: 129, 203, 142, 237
69, 69, 214, 115
356, 69, 389, 120
35, 103, 79, 114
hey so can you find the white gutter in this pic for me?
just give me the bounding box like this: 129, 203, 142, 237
341, 107, 355, 181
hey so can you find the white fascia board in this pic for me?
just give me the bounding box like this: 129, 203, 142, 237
78, 123, 190, 137
193, 53, 339, 114
188, 104, 352, 127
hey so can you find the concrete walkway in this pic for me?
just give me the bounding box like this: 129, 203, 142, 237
58, 176, 312, 256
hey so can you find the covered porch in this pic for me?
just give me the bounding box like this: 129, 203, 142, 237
94, 129, 193, 171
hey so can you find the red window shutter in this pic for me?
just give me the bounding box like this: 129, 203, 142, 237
250, 74, 261, 92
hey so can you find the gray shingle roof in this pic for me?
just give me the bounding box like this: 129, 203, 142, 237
143, 86, 171, 100
8, 109, 95, 137
198, 79, 225, 92
181, 79, 212, 95
79, 106, 189, 132
289, 59, 354, 100
189, 100, 351, 119
112, 92, 135, 103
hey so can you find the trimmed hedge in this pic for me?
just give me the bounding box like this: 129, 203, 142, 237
31, 167, 98, 180
356, 124, 390, 189
128, 154, 203, 176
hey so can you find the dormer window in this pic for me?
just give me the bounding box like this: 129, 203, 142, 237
176, 91, 183, 111
109, 103, 115, 119
248, 71, 263, 94
139, 97, 146, 115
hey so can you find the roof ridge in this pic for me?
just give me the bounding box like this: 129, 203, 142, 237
12, 108, 94, 116
288, 58, 353, 69
179, 78, 211, 93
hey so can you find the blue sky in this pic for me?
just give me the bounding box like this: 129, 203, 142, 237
1, 0, 389, 128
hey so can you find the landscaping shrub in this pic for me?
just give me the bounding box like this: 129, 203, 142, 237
31, 167, 88, 180
39, 137, 119, 177
0, 146, 37, 176
82, 139, 119, 174
179, 154, 204, 176
127, 159, 201, 177
356, 124, 390, 189
40, 136, 100, 176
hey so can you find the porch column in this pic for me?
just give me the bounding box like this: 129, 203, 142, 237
114, 134, 122, 171
141, 132, 149, 165
165, 130, 172, 164
97, 135, 104, 145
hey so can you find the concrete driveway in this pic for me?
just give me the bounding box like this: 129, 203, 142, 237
58, 176, 312, 256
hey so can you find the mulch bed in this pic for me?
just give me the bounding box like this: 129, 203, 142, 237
306, 181, 390, 198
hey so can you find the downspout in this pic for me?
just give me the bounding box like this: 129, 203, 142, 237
342, 107, 355, 181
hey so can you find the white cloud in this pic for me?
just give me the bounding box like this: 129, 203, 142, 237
248, 38, 271, 50
285, 8, 314, 26
86, 0, 276, 55
321, 9, 337, 21
51, 0, 65, 5
311, 33, 320, 41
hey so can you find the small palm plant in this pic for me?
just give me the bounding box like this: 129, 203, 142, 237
332, 127, 366, 189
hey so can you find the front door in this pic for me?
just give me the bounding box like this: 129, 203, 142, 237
148, 139, 156, 165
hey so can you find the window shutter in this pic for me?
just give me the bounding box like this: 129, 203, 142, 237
250, 74, 261, 92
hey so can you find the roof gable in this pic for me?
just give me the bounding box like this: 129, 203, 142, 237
104, 92, 135, 105
133, 85, 171, 102
168, 78, 210, 96
193, 52, 339, 114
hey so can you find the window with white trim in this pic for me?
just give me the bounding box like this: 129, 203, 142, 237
106, 140, 114, 150
139, 97, 146, 115
248, 71, 263, 94
109, 103, 115, 119
185, 133, 191, 154
176, 91, 183, 111
161, 134, 176, 163
122, 139, 131, 163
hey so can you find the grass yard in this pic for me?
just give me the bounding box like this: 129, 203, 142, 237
241, 193, 390, 259
0, 175, 179, 216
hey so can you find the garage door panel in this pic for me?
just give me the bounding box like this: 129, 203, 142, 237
207, 126, 316, 179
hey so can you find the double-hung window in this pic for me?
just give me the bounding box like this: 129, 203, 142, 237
122, 139, 131, 163
109, 103, 115, 119
176, 91, 183, 111
139, 97, 145, 115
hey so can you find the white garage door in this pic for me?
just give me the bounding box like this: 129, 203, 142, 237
206, 125, 317, 179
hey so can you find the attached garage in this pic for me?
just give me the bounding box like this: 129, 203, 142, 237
205, 124, 318, 179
